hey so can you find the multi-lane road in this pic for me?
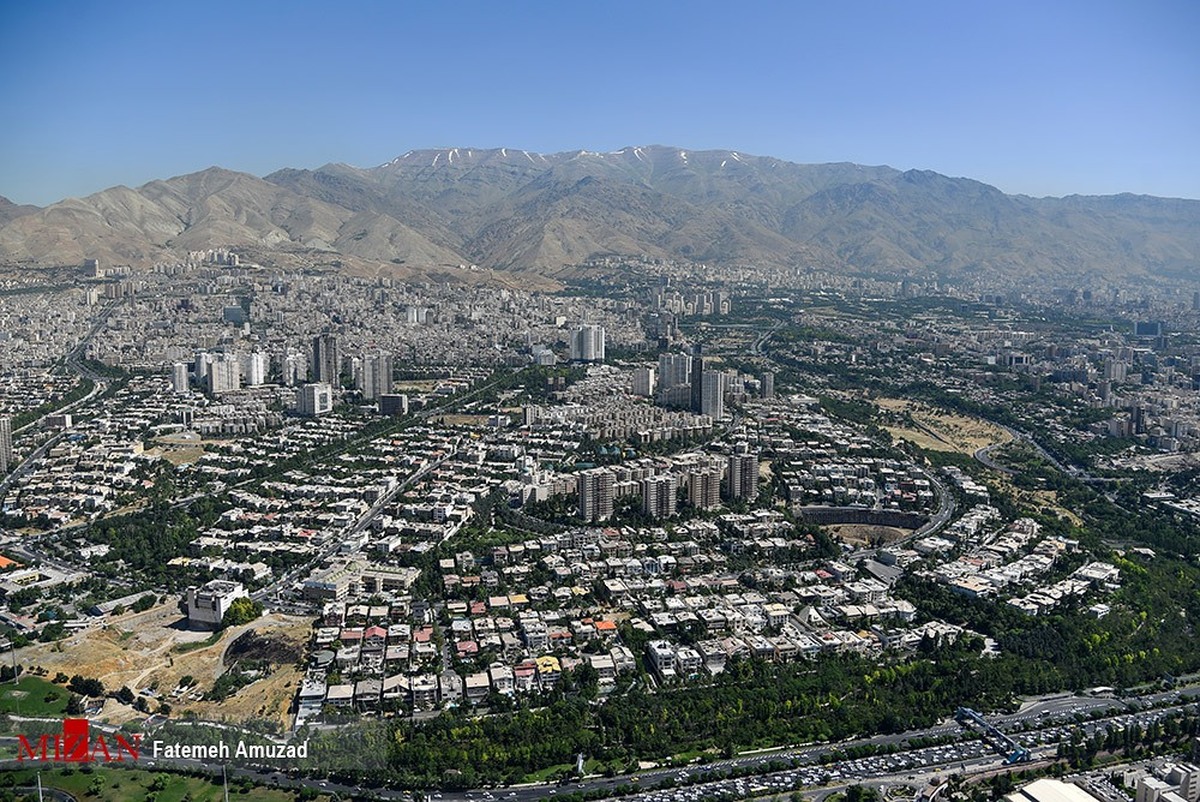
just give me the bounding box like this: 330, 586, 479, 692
7, 687, 1195, 802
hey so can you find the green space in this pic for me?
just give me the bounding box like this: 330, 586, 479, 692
0, 675, 70, 717
523, 757, 605, 783
9, 377, 94, 431
0, 766, 329, 802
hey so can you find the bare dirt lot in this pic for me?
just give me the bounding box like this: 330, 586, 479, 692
876, 397, 1011, 454
437, 413, 497, 426
14, 603, 309, 729
828, 524, 912, 548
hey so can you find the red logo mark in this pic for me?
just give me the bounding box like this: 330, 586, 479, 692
17, 719, 140, 763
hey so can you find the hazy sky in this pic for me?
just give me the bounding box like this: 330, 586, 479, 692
1, 0, 1197, 205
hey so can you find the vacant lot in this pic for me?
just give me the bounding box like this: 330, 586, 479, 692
876, 397, 1011, 454
828, 523, 912, 548
12, 602, 309, 728
437, 413, 496, 426
393, 379, 441, 392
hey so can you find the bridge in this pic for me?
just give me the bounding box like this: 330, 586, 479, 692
955, 706, 1031, 764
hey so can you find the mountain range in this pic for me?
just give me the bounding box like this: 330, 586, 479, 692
2, 145, 1198, 284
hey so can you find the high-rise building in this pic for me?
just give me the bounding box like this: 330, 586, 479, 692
570, 325, 606, 362
171, 362, 189, 395
280, 351, 306, 386
689, 344, 705, 413
312, 332, 341, 385
687, 469, 721, 511
727, 451, 759, 502
360, 351, 394, 400
658, 353, 691, 390
297, 383, 334, 417
0, 416, 12, 475
206, 354, 241, 396
241, 351, 267, 386
194, 351, 214, 381
762, 371, 775, 398
577, 468, 615, 522
641, 475, 678, 519
222, 305, 247, 326
701, 370, 726, 419
632, 367, 656, 397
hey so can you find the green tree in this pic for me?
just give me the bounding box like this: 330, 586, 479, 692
221, 597, 263, 628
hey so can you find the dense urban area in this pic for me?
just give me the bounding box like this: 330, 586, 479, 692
1, 251, 1200, 802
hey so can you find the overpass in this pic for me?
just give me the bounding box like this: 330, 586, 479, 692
955, 707, 1031, 764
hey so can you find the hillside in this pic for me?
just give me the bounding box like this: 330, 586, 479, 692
1, 146, 1197, 282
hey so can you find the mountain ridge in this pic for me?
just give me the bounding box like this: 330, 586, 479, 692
2, 146, 1198, 283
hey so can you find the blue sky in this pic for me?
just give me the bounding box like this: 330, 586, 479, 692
1, 0, 1197, 205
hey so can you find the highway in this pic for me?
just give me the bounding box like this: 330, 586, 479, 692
972, 423, 1117, 486
845, 466, 956, 563
0, 301, 116, 503
6, 687, 1192, 802
250, 451, 454, 604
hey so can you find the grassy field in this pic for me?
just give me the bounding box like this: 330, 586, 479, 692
4, 766, 333, 802
523, 757, 605, 783
0, 675, 70, 716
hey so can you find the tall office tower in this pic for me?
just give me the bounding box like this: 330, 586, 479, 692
206, 354, 241, 396
641, 475, 678, 519
311, 332, 341, 385
726, 451, 760, 502
241, 351, 267, 386
360, 352, 394, 400
280, 351, 306, 386
0, 416, 12, 475
691, 343, 705, 413
577, 468, 615, 522
687, 469, 721, 511
297, 382, 334, 417
657, 312, 679, 345
658, 353, 692, 391
701, 370, 726, 419
171, 362, 190, 395
194, 351, 214, 382
632, 367, 656, 397
569, 324, 606, 362
761, 371, 775, 398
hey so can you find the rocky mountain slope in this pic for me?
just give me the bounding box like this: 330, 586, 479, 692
2, 146, 1197, 282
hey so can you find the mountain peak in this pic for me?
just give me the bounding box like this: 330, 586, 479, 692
379, 147, 554, 169
1, 146, 1197, 283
